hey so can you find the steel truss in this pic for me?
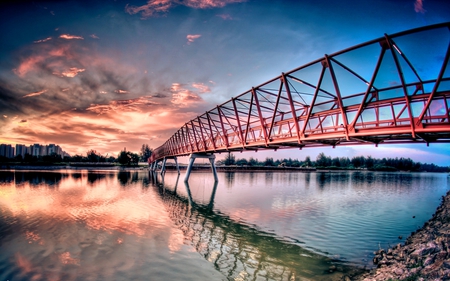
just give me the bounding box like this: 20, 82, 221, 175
149, 22, 450, 163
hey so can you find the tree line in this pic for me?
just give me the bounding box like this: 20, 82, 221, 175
0, 144, 153, 166
217, 152, 449, 173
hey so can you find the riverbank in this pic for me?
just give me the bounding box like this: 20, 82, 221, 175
354, 190, 450, 281
0, 164, 147, 170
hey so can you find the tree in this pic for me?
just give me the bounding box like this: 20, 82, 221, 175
351, 156, 365, 168
130, 153, 140, 165
86, 149, 100, 162
118, 150, 131, 165
117, 150, 139, 166
304, 156, 312, 167
264, 157, 275, 166
224, 152, 236, 166
236, 158, 248, 166
140, 144, 153, 162
248, 157, 258, 166
316, 153, 331, 167
365, 156, 374, 169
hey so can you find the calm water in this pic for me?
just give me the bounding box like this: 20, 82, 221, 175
0, 169, 448, 281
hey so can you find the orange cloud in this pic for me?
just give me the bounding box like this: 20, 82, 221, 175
125, 0, 172, 18
23, 89, 47, 98
53, 67, 86, 78
13, 55, 45, 77
192, 82, 210, 93
59, 34, 84, 40
170, 83, 204, 106
187, 34, 201, 44
126, 0, 246, 18
86, 96, 157, 114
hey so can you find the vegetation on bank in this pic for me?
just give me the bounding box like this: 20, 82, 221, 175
1, 144, 448, 172
217, 152, 449, 173
0, 144, 153, 167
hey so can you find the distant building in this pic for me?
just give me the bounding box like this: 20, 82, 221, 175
0, 144, 15, 158
1, 143, 69, 159
31, 144, 41, 157
15, 144, 29, 158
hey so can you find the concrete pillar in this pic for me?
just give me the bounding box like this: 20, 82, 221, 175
184, 153, 218, 182
161, 157, 167, 175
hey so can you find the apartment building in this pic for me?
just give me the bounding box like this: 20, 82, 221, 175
0, 143, 69, 158
0, 144, 15, 158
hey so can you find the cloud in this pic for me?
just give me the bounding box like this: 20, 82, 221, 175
191, 83, 210, 93
414, 0, 426, 14
86, 96, 157, 114
170, 83, 204, 106
23, 89, 47, 98
34, 37, 52, 44
125, 0, 246, 18
216, 14, 232, 20
59, 34, 84, 40
90, 34, 99, 39
114, 89, 129, 94
53, 67, 86, 78
187, 34, 201, 44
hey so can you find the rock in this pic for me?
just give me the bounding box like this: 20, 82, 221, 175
353, 190, 450, 281
423, 255, 435, 266
329, 265, 337, 272
343, 276, 351, 281
394, 268, 403, 276
398, 235, 403, 239
443, 261, 450, 269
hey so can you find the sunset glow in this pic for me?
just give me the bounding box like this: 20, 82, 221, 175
1, 0, 449, 164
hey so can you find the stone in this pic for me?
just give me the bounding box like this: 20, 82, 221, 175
423, 255, 435, 266
443, 261, 450, 269
394, 268, 403, 276
329, 265, 336, 272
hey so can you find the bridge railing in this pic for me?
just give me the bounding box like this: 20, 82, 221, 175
149, 22, 450, 163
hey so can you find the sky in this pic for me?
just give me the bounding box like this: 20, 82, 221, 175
1, 0, 450, 165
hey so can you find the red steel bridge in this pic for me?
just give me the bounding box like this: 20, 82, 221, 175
149, 23, 450, 180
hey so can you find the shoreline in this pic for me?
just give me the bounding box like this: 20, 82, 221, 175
354, 190, 450, 281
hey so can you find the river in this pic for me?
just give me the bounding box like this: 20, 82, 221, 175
0, 169, 448, 281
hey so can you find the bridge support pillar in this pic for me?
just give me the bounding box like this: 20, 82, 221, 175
184, 153, 218, 182
152, 160, 159, 172
159, 156, 180, 175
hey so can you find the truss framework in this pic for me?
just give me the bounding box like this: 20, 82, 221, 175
150, 23, 450, 163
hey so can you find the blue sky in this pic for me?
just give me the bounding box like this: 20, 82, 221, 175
0, 0, 449, 165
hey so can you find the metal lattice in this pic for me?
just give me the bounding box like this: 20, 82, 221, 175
150, 23, 450, 163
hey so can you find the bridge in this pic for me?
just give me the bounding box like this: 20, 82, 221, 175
149, 22, 450, 181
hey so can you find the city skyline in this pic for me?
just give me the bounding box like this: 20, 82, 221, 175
1, 0, 450, 165
0, 143, 69, 158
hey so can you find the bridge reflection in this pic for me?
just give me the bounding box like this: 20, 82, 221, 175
149, 171, 365, 281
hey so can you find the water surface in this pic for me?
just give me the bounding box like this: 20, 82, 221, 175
0, 169, 448, 281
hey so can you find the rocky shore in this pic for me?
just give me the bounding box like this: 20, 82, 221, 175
354, 190, 450, 281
